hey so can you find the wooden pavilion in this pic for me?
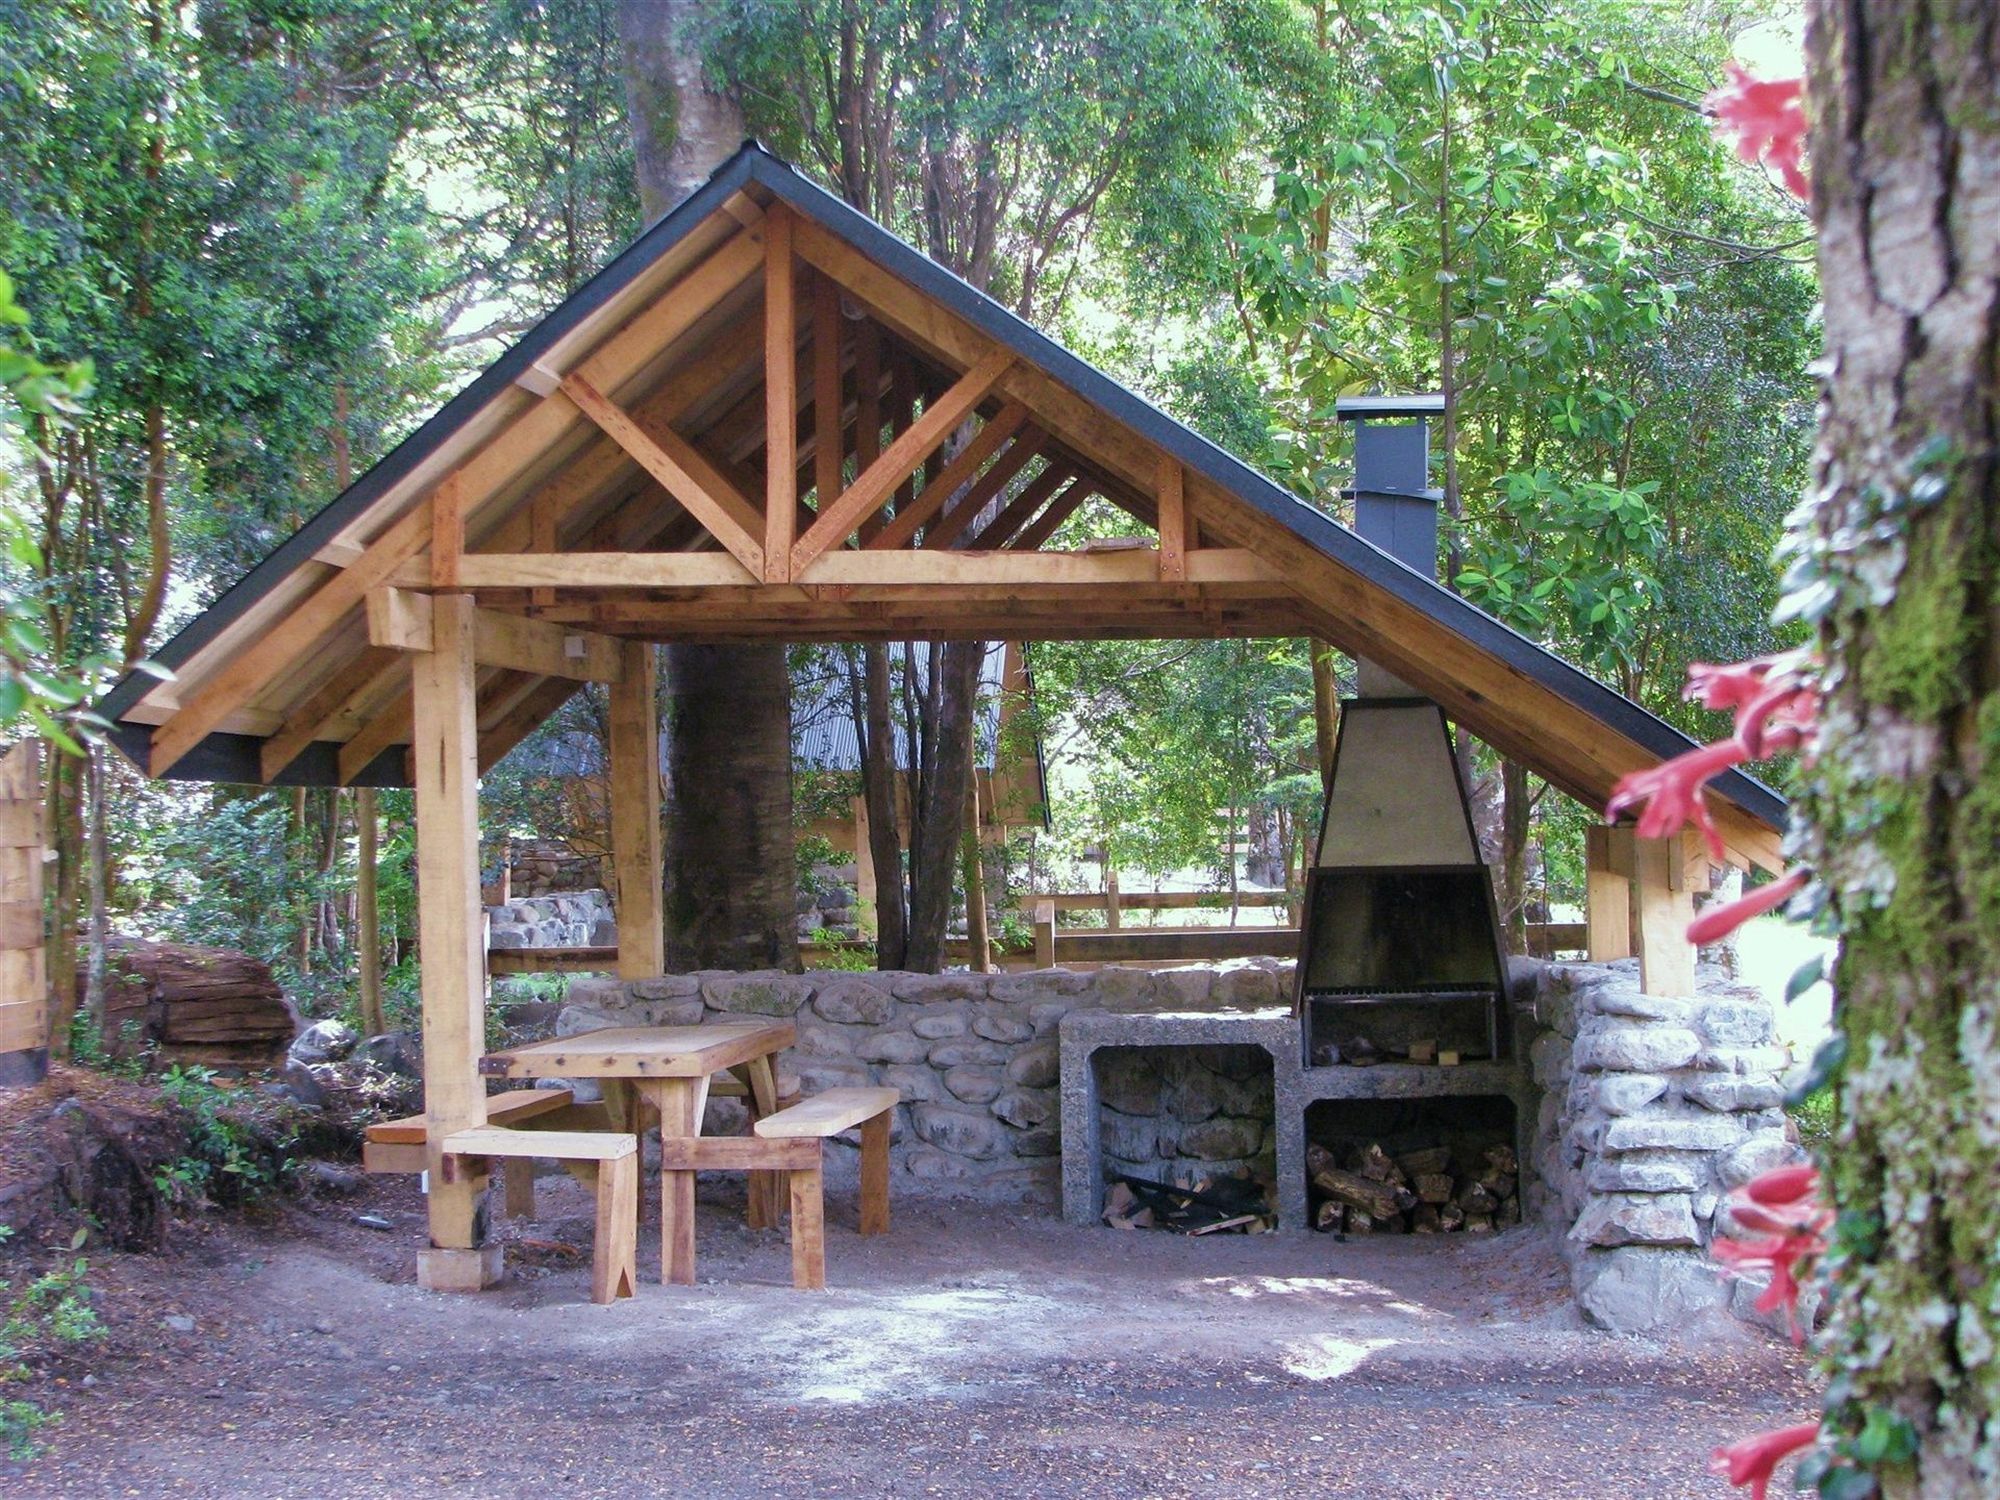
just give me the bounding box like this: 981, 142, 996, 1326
94, 143, 1786, 1288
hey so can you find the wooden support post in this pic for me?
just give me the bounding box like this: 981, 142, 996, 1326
502, 1156, 537, 1219
1105, 864, 1122, 930
411, 593, 497, 1291
356, 786, 385, 1038
1629, 832, 1697, 997
608, 640, 664, 979
764, 207, 797, 582
1033, 899, 1055, 970
1584, 824, 1633, 963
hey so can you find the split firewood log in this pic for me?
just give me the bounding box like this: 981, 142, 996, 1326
1414, 1172, 1455, 1205
1396, 1146, 1452, 1177
1355, 1143, 1400, 1183
1497, 1196, 1522, 1227
1346, 1210, 1377, 1235
1312, 1166, 1404, 1220
1464, 1214, 1494, 1234
1315, 1200, 1346, 1233
1455, 1179, 1499, 1217
1483, 1144, 1518, 1175
1410, 1203, 1441, 1233
1437, 1202, 1465, 1231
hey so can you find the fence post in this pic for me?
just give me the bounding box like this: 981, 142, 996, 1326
1033, 899, 1055, 970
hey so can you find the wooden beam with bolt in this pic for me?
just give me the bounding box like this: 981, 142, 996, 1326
364, 587, 624, 682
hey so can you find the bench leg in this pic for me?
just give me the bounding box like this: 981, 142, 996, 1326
789, 1162, 827, 1291
592, 1152, 638, 1304
744, 1057, 784, 1231
859, 1112, 891, 1237
502, 1156, 537, 1220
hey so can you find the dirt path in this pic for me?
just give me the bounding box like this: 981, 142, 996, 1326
10, 1173, 1816, 1497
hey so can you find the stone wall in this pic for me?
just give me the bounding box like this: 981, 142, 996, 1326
556, 960, 1296, 1203
1526, 957, 1805, 1334
486, 889, 616, 951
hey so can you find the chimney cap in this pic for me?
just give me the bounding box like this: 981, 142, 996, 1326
1335, 393, 1446, 421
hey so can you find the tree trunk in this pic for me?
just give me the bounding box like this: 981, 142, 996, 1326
44, 749, 82, 1058
356, 787, 384, 1037
621, 0, 796, 972
1802, 2, 2000, 1491
858, 643, 908, 967
903, 640, 982, 971
1310, 637, 1340, 790
1498, 757, 1529, 955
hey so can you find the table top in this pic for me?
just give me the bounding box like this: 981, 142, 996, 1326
479, 1020, 795, 1080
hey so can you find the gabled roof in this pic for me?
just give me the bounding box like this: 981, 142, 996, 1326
97, 142, 1785, 871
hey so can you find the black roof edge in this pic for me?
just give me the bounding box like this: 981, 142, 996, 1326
96, 140, 1784, 834
93, 144, 771, 729
740, 154, 1786, 833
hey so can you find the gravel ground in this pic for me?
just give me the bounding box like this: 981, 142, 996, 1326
8, 1171, 1817, 1498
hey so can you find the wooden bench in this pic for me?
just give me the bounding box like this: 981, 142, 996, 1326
363, 1086, 580, 1218
654, 1085, 898, 1291
441, 1126, 637, 1305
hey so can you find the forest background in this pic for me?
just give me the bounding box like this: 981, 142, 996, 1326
0, 0, 1816, 1038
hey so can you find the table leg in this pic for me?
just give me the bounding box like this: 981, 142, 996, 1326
743, 1056, 784, 1230
640, 1076, 710, 1286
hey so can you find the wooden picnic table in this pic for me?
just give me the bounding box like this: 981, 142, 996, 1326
480, 1019, 796, 1284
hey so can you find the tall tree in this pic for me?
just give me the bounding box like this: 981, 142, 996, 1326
1799, 0, 2000, 1489
618, 0, 797, 970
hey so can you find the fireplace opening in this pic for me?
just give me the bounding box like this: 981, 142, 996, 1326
1304, 1095, 1521, 1235
1094, 1044, 1277, 1233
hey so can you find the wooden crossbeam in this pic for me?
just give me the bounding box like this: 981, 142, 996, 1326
364, 587, 624, 682
864, 403, 1028, 554
764, 207, 798, 581
790, 347, 1014, 574
559, 373, 766, 577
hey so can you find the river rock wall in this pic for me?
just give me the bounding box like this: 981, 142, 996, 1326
1527, 957, 1805, 1334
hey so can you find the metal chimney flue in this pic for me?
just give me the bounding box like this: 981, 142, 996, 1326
1293, 394, 1509, 1068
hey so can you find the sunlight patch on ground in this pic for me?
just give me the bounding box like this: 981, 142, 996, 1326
753, 1283, 1067, 1404
1195, 1273, 1388, 1300
1279, 1335, 1398, 1381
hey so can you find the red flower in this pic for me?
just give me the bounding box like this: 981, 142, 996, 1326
1711, 1168, 1831, 1342
1688, 870, 1808, 944
1709, 1423, 1819, 1500
1707, 64, 1809, 199
1606, 739, 1747, 860
1684, 653, 1819, 757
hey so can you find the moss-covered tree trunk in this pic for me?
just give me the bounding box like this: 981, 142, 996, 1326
619, 0, 796, 972
1802, 2, 2000, 1491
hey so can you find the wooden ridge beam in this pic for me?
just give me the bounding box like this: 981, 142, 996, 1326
560, 373, 765, 576
790, 347, 1014, 574
364, 587, 624, 682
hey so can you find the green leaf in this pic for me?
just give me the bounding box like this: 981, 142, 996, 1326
1785, 954, 1825, 1003
1787, 1033, 1848, 1106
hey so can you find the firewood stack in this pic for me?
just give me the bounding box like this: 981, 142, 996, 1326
1308, 1140, 1521, 1236
1102, 1168, 1278, 1234
89, 938, 299, 1069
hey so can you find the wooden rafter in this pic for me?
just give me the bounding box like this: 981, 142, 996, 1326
901, 429, 1046, 552
859, 402, 1027, 555
1007, 480, 1090, 553
559, 373, 765, 576
259, 644, 403, 783
790, 347, 1014, 574
966, 467, 1077, 550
